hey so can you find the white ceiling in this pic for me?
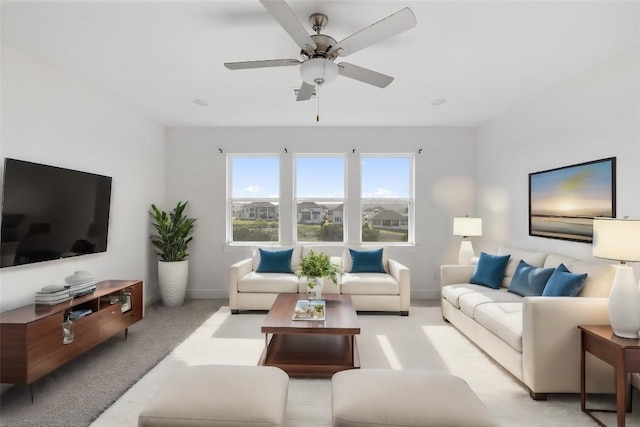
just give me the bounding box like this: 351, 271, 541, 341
2, 1, 639, 128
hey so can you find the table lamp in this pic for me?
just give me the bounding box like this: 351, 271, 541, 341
593, 217, 640, 339
453, 216, 482, 265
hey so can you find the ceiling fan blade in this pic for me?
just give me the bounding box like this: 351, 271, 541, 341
296, 82, 315, 101
330, 8, 417, 57
259, 0, 317, 53
338, 62, 394, 88
224, 59, 300, 70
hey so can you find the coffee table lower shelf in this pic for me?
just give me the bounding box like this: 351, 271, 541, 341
259, 333, 360, 378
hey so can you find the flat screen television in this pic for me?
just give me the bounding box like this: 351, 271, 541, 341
1, 158, 112, 268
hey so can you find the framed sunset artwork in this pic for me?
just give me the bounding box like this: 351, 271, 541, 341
529, 157, 616, 243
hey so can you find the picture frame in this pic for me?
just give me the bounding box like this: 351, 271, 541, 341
529, 157, 616, 243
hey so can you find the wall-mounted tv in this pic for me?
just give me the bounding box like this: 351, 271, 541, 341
1, 158, 112, 268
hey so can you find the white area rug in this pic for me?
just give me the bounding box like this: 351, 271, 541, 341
91, 306, 638, 426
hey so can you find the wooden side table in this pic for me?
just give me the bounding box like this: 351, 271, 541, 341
578, 325, 640, 427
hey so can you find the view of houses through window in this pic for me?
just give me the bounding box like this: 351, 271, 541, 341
230, 156, 279, 242
228, 154, 413, 244
296, 156, 345, 242
361, 156, 411, 243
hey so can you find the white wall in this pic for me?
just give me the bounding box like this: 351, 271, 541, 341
165, 127, 477, 300
476, 44, 640, 276
0, 46, 166, 312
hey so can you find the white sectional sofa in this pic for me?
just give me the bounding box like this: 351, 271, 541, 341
229, 246, 410, 315
441, 246, 617, 400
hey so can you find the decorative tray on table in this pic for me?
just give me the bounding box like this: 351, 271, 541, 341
292, 299, 326, 321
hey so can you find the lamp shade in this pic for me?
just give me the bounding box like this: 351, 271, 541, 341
593, 218, 640, 262
453, 217, 482, 237
300, 58, 338, 86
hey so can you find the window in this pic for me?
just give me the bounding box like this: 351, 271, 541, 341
226, 153, 414, 246
229, 156, 279, 242
361, 155, 413, 243
295, 156, 345, 242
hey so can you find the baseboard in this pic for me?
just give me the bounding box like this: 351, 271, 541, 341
185, 289, 229, 299
412, 289, 440, 300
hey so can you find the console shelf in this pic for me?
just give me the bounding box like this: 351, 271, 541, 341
0, 280, 143, 393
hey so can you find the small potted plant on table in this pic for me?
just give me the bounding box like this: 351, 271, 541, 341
298, 250, 341, 300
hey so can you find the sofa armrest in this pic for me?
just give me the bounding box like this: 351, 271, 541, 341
522, 296, 610, 394
389, 259, 410, 313
440, 264, 475, 287
229, 258, 253, 310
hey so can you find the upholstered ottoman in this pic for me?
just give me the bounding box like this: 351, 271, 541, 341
138, 365, 289, 427
331, 369, 496, 427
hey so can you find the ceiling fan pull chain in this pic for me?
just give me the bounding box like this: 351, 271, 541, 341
316, 85, 320, 122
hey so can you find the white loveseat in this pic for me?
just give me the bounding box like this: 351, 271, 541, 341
229, 246, 410, 315
441, 246, 616, 400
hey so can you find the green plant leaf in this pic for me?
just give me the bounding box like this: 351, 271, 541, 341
298, 250, 342, 285
149, 201, 197, 262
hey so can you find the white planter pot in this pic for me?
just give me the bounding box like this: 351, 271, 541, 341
158, 260, 189, 306
306, 277, 324, 300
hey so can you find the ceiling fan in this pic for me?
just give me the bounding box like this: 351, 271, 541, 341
224, 0, 417, 102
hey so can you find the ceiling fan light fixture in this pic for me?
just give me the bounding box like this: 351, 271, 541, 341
300, 57, 338, 86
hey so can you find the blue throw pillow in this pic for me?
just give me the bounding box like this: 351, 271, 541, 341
470, 252, 511, 289
542, 264, 587, 297
508, 260, 555, 297
256, 248, 294, 273
349, 248, 385, 273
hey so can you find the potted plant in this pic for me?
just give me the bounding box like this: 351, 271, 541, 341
298, 250, 341, 300
149, 201, 196, 306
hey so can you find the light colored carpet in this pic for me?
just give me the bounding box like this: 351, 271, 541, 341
91, 306, 640, 427
0, 299, 224, 427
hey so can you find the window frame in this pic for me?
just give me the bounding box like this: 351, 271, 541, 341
225, 152, 415, 247
227, 154, 281, 245
294, 154, 347, 244
360, 153, 415, 245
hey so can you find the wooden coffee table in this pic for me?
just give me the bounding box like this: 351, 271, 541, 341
259, 293, 360, 378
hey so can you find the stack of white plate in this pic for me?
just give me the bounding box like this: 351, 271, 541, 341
65, 271, 97, 296
65, 270, 95, 286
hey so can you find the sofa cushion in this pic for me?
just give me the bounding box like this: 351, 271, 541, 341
343, 247, 389, 273
458, 290, 523, 319
237, 272, 300, 293
341, 273, 399, 295
253, 246, 302, 272
542, 264, 587, 297
442, 284, 497, 308
349, 248, 385, 273
255, 248, 294, 273
542, 253, 615, 297
470, 252, 511, 289
543, 253, 577, 270
508, 260, 555, 297
564, 260, 615, 298
498, 246, 548, 288
475, 302, 523, 352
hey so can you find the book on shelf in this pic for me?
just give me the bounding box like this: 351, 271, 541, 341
37, 285, 70, 296
36, 289, 71, 298
67, 308, 92, 320
35, 293, 71, 301
70, 286, 96, 297
65, 281, 96, 291
35, 295, 73, 305
292, 299, 326, 321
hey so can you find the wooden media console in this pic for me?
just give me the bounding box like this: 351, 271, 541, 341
0, 280, 143, 399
